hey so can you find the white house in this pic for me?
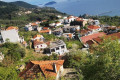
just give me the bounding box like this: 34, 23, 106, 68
64, 16, 75, 24
62, 33, 75, 39
55, 22, 62, 27
0, 29, 20, 43
89, 20, 100, 26
87, 25, 102, 33
63, 25, 80, 33
32, 34, 44, 41
25, 22, 39, 31
49, 23, 56, 27
33, 40, 47, 53
44, 40, 68, 55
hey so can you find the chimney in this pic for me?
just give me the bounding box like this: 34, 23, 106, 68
53, 63, 57, 73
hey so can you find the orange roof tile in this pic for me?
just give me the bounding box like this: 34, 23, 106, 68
93, 37, 103, 44
81, 32, 106, 43
106, 32, 120, 39
34, 39, 44, 46
19, 60, 64, 79
76, 18, 84, 22
80, 29, 91, 35
43, 27, 49, 30
22, 41, 27, 45
33, 35, 43, 39
31, 23, 38, 26
31, 60, 64, 78
88, 25, 100, 30
39, 30, 51, 33
6, 26, 18, 30
42, 20, 47, 22
86, 40, 95, 45
68, 34, 73, 38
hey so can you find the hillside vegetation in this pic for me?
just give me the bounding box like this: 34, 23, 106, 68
0, 1, 66, 27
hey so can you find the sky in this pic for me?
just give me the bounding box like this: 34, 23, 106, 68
2, 0, 68, 4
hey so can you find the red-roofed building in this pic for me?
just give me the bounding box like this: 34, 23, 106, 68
88, 25, 102, 33
19, 60, 64, 80
33, 34, 44, 41
6, 26, 18, 31
64, 16, 75, 24
33, 39, 47, 52
39, 29, 52, 34
84, 33, 120, 48
80, 29, 92, 36
43, 27, 49, 30
80, 32, 106, 47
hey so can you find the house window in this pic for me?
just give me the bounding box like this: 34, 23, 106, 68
37, 46, 39, 48
61, 46, 65, 49
51, 49, 55, 52
56, 47, 59, 50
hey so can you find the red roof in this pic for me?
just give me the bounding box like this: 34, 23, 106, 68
22, 41, 27, 45
33, 35, 43, 39
31, 23, 38, 26
6, 26, 18, 30
76, 18, 84, 22
43, 27, 49, 30
33, 39, 44, 46
107, 32, 120, 39
80, 29, 91, 35
86, 40, 95, 45
39, 30, 51, 33
31, 60, 64, 77
88, 25, 100, 30
81, 32, 106, 43
93, 37, 103, 44
19, 60, 64, 79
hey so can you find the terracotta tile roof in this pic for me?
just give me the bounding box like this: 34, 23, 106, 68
39, 30, 51, 33
34, 39, 44, 46
76, 18, 84, 22
88, 25, 100, 30
31, 23, 38, 26
86, 40, 95, 45
106, 32, 120, 39
67, 16, 73, 19
46, 41, 50, 46
33, 35, 43, 39
80, 29, 91, 35
80, 32, 106, 43
93, 37, 103, 44
6, 26, 18, 30
31, 60, 64, 78
22, 41, 27, 45
19, 60, 64, 79
68, 33, 73, 38
43, 27, 49, 30
42, 20, 47, 22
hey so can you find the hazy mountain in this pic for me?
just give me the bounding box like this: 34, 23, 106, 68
10, 1, 38, 8
45, 1, 57, 6
0, 1, 19, 16
46, 0, 120, 16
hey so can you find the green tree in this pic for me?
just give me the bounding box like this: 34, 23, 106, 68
81, 39, 120, 80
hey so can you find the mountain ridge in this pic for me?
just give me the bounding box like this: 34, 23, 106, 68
10, 1, 38, 8
45, 1, 57, 6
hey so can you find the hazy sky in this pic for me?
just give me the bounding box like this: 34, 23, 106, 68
2, 0, 68, 4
